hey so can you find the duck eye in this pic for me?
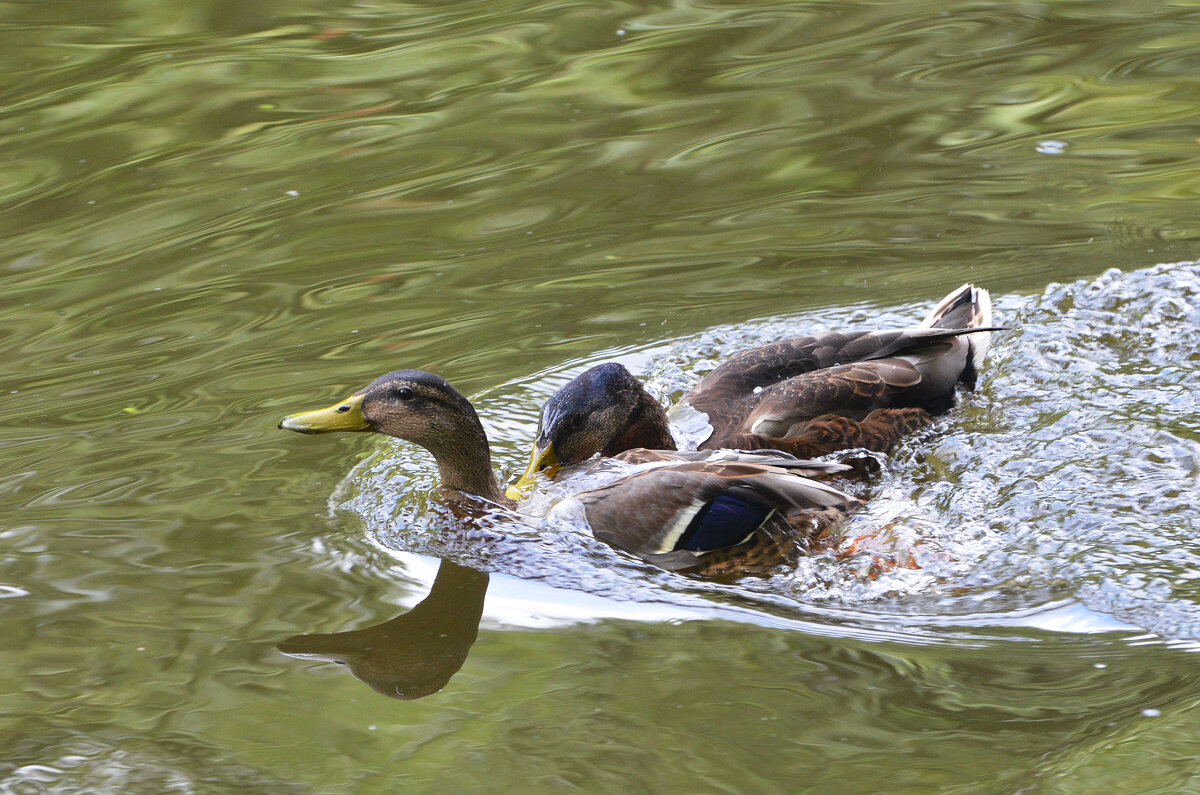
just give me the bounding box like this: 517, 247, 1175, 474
397, 387, 414, 401
570, 414, 585, 429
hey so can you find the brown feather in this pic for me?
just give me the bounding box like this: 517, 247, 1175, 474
569, 460, 859, 572
610, 447, 852, 477
508, 285, 1000, 569
684, 323, 989, 456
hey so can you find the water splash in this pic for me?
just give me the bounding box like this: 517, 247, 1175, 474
333, 262, 1200, 641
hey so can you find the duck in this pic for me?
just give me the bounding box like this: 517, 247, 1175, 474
507, 284, 997, 498
279, 369, 861, 576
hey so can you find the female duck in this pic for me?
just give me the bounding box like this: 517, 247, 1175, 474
508, 284, 996, 497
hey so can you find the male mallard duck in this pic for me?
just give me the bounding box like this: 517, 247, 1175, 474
508, 284, 996, 497
279, 369, 860, 575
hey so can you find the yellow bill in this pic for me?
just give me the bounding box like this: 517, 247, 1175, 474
278, 393, 371, 434
504, 441, 560, 501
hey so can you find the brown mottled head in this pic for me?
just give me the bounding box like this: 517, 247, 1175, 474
541, 363, 677, 463
280, 369, 503, 501
536, 364, 645, 464
357, 370, 488, 453
506, 363, 675, 500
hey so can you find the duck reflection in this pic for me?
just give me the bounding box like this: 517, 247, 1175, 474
278, 559, 489, 700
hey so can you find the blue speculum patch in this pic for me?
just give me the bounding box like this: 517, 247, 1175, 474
675, 491, 774, 552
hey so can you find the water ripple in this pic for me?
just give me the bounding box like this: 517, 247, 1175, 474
336, 261, 1200, 643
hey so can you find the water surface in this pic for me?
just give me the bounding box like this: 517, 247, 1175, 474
3, 0, 1200, 791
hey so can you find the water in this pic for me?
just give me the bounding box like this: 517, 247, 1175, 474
4, 0, 1200, 791
340, 263, 1200, 639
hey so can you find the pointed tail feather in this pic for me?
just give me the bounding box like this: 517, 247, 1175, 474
920, 283, 993, 375
920, 283, 992, 329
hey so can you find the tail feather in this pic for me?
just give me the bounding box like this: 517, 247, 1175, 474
920, 283, 993, 376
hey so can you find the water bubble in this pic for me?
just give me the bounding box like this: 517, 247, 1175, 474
333, 263, 1200, 639
1036, 140, 1067, 154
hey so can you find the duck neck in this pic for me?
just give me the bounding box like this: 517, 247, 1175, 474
427, 419, 510, 507
437, 456, 507, 506
603, 389, 677, 455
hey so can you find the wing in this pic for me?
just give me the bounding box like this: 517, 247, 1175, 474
683, 330, 899, 408
695, 348, 977, 456
610, 447, 852, 478
685, 326, 995, 417
571, 461, 859, 571
742, 358, 930, 434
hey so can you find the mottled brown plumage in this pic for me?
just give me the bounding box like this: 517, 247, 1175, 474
692, 336, 976, 456
508, 284, 996, 493
279, 370, 860, 574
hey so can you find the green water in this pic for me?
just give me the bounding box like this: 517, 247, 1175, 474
3, 0, 1200, 791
